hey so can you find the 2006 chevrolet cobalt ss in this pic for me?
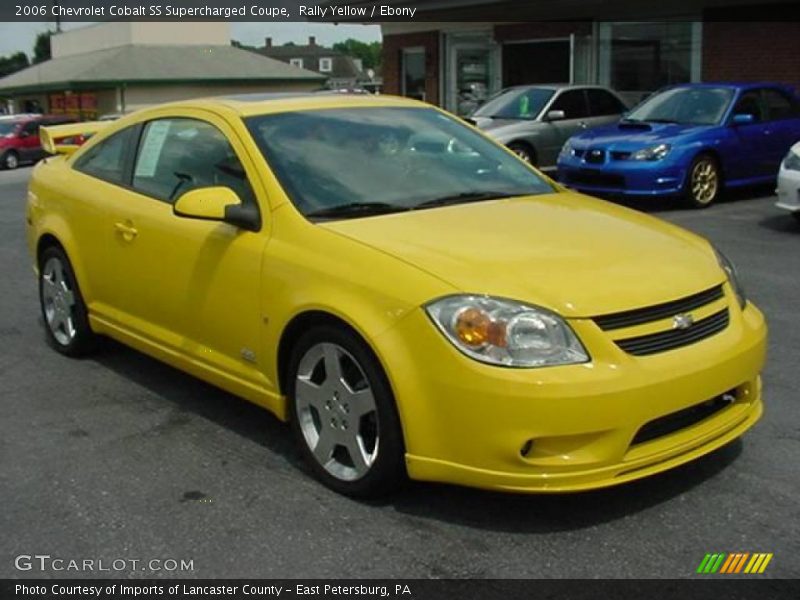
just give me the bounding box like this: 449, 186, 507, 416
26, 94, 766, 496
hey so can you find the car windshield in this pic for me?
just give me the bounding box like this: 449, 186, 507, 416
245, 107, 555, 220
625, 87, 734, 126
0, 122, 19, 135
472, 87, 555, 120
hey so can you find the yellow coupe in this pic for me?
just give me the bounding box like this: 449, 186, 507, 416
26, 95, 766, 496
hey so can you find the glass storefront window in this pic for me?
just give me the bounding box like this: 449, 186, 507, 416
598, 22, 701, 106
401, 48, 426, 101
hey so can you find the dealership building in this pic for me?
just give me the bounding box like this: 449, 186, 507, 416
0, 22, 325, 118
359, 0, 800, 115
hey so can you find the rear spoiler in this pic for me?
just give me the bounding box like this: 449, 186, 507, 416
40, 121, 110, 156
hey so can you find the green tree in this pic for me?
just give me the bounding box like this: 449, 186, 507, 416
332, 39, 382, 70
33, 31, 52, 64
0, 52, 29, 78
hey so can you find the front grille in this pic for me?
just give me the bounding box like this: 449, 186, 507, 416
564, 169, 625, 188
615, 309, 729, 356
594, 285, 724, 331
584, 149, 606, 164
631, 391, 736, 445
611, 151, 632, 160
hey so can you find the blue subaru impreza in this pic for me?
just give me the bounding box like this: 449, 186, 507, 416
556, 83, 800, 207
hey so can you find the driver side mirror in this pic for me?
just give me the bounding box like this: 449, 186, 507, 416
732, 113, 756, 126
545, 110, 566, 122
173, 187, 260, 231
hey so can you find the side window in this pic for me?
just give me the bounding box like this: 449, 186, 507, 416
73, 126, 137, 185
22, 121, 40, 137
132, 118, 257, 207
761, 89, 797, 121
587, 89, 627, 117
733, 91, 765, 123
550, 90, 589, 119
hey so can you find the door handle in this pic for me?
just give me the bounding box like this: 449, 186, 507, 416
114, 221, 138, 241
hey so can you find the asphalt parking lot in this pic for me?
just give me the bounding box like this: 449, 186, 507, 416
1, 165, 798, 579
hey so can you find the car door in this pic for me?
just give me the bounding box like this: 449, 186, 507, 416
586, 88, 628, 129
100, 111, 272, 394
17, 120, 42, 161
728, 90, 773, 179
760, 88, 800, 172
545, 89, 591, 164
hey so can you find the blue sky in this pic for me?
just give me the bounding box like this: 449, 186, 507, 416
0, 22, 382, 59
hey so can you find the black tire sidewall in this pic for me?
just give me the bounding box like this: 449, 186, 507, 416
685, 154, 721, 209
508, 142, 536, 166
38, 246, 96, 356
287, 324, 406, 497
3, 151, 19, 170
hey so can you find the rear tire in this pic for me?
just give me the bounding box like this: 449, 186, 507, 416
287, 324, 406, 497
508, 142, 537, 166
793, 212, 800, 223
684, 154, 721, 208
38, 246, 97, 357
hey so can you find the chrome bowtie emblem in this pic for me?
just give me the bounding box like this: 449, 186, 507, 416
673, 313, 695, 330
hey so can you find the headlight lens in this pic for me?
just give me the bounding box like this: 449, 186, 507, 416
630, 143, 671, 161
714, 248, 747, 309
782, 146, 800, 171
425, 295, 589, 368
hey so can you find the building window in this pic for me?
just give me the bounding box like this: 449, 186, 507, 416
401, 48, 426, 101
598, 22, 702, 105
289, 58, 304, 69
319, 57, 333, 72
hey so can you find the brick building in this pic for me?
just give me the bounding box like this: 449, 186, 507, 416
366, 0, 800, 116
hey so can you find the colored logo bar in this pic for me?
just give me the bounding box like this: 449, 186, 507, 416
696, 553, 773, 574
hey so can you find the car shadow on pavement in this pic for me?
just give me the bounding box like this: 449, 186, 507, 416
90, 337, 306, 470
600, 183, 775, 214
758, 213, 800, 234
89, 337, 744, 533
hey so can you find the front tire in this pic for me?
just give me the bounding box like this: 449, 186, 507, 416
2, 151, 19, 170
38, 246, 97, 356
685, 154, 721, 208
508, 141, 536, 166
287, 324, 405, 497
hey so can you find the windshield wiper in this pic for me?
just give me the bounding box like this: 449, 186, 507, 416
413, 191, 523, 210
306, 202, 409, 220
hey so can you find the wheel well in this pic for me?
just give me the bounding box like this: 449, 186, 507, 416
36, 234, 64, 268
277, 311, 364, 396
508, 140, 535, 155
695, 149, 723, 174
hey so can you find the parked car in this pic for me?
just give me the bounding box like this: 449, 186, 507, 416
28, 94, 765, 497
776, 141, 800, 221
468, 84, 628, 168
557, 82, 800, 207
0, 114, 77, 169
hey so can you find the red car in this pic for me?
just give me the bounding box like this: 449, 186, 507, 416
0, 114, 77, 170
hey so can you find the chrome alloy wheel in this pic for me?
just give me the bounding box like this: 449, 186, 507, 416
4, 152, 19, 170
41, 256, 77, 346
690, 158, 719, 205
294, 342, 379, 481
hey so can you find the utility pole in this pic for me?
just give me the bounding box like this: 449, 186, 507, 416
53, 0, 62, 33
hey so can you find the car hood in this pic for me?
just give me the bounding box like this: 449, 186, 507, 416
320, 192, 724, 318
571, 121, 713, 149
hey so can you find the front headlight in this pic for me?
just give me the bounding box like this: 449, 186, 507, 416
425, 295, 589, 368
714, 248, 747, 309
782, 146, 800, 171
630, 143, 671, 161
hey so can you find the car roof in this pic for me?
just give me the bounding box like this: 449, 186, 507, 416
669, 81, 795, 91
155, 93, 429, 118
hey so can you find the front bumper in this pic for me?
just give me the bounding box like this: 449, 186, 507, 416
775, 166, 800, 214
376, 292, 766, 492
557, 155, 687, 197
